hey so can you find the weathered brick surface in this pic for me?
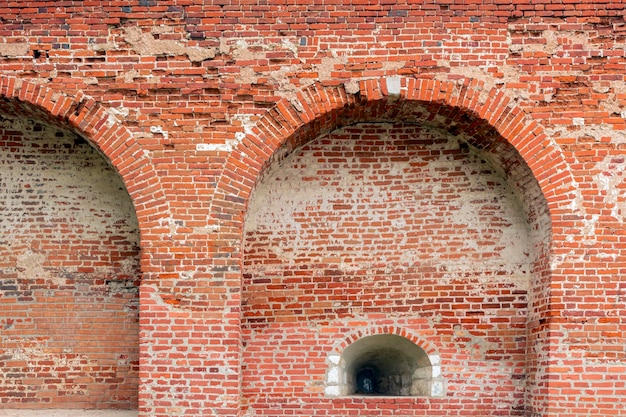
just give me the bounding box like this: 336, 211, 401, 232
0, 118, 140, 408
0, 1, 625, 416
242, 123, 542, 415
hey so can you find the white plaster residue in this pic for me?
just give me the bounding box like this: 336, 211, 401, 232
196, 142, 237, 152
595, 155, 626, 222
344, 79, 360, 95
150, 125, 169, 140
431, 380, 444, 396
233, 114, 256, 135
327, 354, 340, 365
197, 120, 247, 152
428, 354, 441, 366
0, 42, 29, 57
160, 217, 181, 236
105, 113, 118, 128
199, 116, 249, 150
123, 26, 216, 62
326, 367, 339, 384
281, 38, 300, 55
16, 250, 50, 280
324, 385, 340, 396
108, 106, 130, 119
386, 76, 402, 97
245, 124, 538, 278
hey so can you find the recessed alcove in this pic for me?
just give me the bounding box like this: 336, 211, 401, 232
0, 113, 140, 409
325, 334, 443, 397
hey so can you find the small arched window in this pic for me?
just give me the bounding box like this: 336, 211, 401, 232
325, 334, 443, 397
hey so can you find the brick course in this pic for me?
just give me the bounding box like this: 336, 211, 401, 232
0, 1, 625, 416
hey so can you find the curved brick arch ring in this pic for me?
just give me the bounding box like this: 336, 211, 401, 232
324, 324, 443, 397
332, 323, 439, 356
0, 76, 170, 245
218, 77, 575, 224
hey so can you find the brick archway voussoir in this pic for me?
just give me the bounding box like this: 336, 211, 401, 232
0, 75, 169, 232
402, 77, 575, 216
220, 76, 575, 225
217, 82, 360, 212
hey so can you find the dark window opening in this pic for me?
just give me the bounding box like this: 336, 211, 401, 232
356, 367, 377, 394
339, 334, 436, 397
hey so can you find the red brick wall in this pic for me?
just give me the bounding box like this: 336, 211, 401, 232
0, 1, 625, 416
242, 122, 544, 415
0, 117, 140, 409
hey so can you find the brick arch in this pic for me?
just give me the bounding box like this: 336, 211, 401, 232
333, 324, 439, 357
218, 77, 575, 226
323, 324, 443, 397
235, 77, 566, 414
0, 76, 169, 242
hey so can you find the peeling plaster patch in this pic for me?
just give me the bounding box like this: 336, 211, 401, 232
547, 123, 626, 144
245, 124, 535, 281
185, 47, 217, 62
386, 76, 401, 97
233, 38, 276, 60
344, 80, 360, 95
219, 37, 231, 55
605, 81, 626, 118
193, 225, 219, 235
281, 38, 300, 55
159, 217, 182, 236
596, 156, 626, 222
90, 41, 117, 52
196, 115, 252, 151
108, 106, 130, 119
16, 250, 50, 279
236, 66, 258, 84
0, 42, 29, 57
123, 27, 216, 62
232, 114, 256, 135
196, 142, 237, 152
453, 325, 496, 360
382, 60, 406, 72
229, 36, 300, 60
105, 113, 118, 128
269, 65, 299, 99
116, 69, 159, 84
315, 55, 347, 81
508, 30, 558, 55
150, 125, 169, 140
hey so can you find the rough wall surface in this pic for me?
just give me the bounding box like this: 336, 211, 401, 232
0, 1, 625, 416
0, 117, 140, 408
242, 123, 541, 415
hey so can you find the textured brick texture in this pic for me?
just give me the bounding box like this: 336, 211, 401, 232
0, 1, 625, 416
0, 118, 140, 408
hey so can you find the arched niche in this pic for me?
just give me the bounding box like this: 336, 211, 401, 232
326, 334, 442, 397
238, 78, 566, 415
0, 96, 140, 409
